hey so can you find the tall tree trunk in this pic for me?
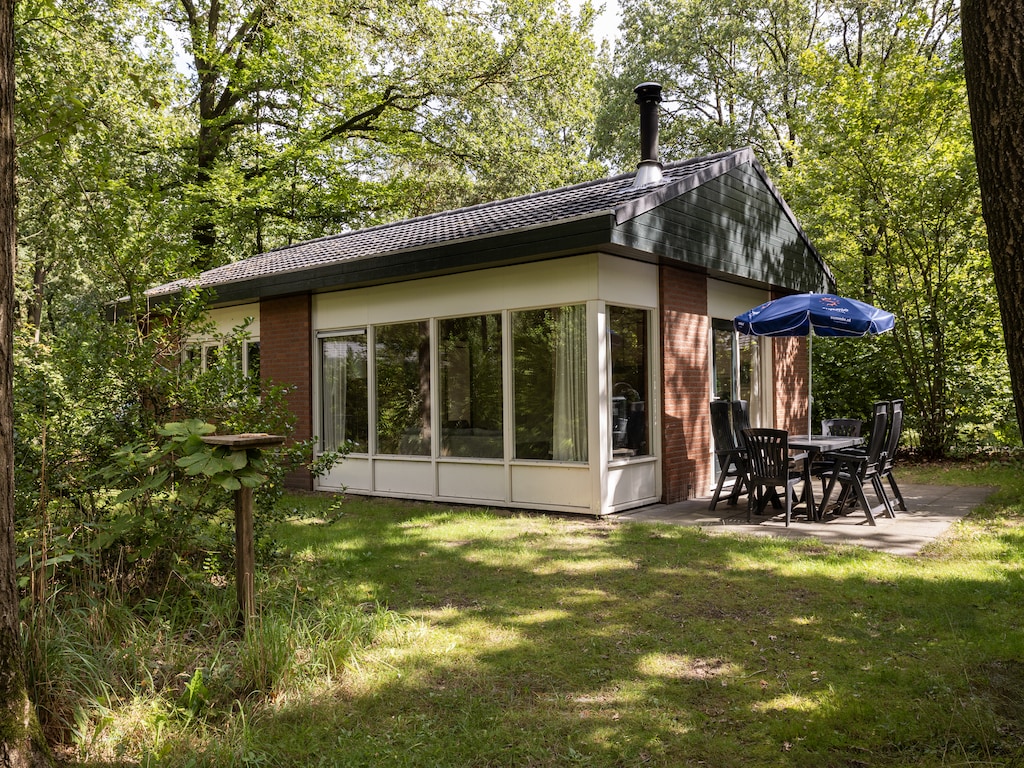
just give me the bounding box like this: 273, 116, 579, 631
961, 0, 1024, 436
182, 0, 266, 270
191, 122, 220, 269
0, 0, 50, 763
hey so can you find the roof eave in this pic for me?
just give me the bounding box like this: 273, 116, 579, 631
189, 212, 622, 305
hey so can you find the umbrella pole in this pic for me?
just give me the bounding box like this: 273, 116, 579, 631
808, 332, 813, 436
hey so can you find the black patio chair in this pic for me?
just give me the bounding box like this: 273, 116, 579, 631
817, 403, 893, 525
709, 401, 747, 510
731, 399, 751, 440
811, 418, 864, 489
822, 418, 862, 437
879, 399, 907, 512
741, 428, 812, 526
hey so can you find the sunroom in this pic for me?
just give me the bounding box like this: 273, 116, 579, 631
308, 253, 660, 515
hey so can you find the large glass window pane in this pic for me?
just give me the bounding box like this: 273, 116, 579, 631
439, 314, 503, 458
375, 322, 431, 455
513, 305, 587, 462
712, 319, 735, 401
610, 306, 649, 458
320, 333, 368, 453
711, 317, 762, 426
738, 333, 761, 419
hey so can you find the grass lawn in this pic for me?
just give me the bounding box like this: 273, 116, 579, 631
78, 463, 1024, 767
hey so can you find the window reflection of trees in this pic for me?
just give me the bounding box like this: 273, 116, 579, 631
375, 322, 431, 455
439, 315, 503, 458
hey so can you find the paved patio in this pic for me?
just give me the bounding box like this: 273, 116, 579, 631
610, 483, 996, 556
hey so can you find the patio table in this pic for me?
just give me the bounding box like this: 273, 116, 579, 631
788, 434, 865, 520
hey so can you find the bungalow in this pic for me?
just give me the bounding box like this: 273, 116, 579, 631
147, 83, 834, 516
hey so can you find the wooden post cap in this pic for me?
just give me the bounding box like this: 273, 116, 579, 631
200, 433, 286, 448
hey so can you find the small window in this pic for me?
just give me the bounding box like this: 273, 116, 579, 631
203, 344, 220, 370
609, 306, 648, 458
245, 340, 260, 379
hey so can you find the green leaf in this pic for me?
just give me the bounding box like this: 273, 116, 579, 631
239, 472, 268, 488
176, 452, 233, 476
226, 450, 249, 471
217, 476, 242, 491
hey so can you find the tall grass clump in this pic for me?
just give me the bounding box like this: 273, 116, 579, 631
21, 570, 410, 762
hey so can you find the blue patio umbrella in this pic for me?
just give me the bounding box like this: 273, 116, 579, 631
734, 293, 895, 435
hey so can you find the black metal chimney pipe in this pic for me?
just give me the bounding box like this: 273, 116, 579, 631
633, 82, 664, 187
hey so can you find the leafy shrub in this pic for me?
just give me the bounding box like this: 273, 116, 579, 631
13, 299, 338, 604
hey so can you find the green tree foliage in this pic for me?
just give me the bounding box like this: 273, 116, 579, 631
597, 0, 821, 169
13, 0, 602, 323
164, 0, 603, 269
602, 0, 1010, 456
12, 302, 311, 605
788, 31, 1011, 455
15, 0, 191, 325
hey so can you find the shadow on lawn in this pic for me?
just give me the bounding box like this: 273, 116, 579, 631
225, 499, 1024, 766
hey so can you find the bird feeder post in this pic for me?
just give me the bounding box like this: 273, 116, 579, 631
200, 433, 285, 630
234, 483, 256, 627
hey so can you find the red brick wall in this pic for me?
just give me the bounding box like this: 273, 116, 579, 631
659, 265, 710, 503
260, 295, 314, 490
772, 332, 810, 433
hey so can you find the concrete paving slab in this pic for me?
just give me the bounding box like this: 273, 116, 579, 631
610, 483, 996, 556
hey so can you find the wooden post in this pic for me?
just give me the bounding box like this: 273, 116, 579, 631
201, 433, 285, 631
235, 484, 256, 628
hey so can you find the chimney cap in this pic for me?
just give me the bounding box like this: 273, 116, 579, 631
634, 82, 664, 103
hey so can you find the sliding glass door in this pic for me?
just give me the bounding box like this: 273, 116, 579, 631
711, 318, 762, 417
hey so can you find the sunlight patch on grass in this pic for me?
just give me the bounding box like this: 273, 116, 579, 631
508, 608, 573, 625
636, 653, 739, 681
820, 633, 852, 645
753, 691, 823, 715
400, 612, 523, 648
530, 555, 639, 575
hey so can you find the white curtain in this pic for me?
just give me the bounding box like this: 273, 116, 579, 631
321, 339, 348, 451
552, 305, 587, 462
322, 335, 368, 451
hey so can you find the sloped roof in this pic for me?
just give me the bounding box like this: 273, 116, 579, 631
148, 147, 831, 303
